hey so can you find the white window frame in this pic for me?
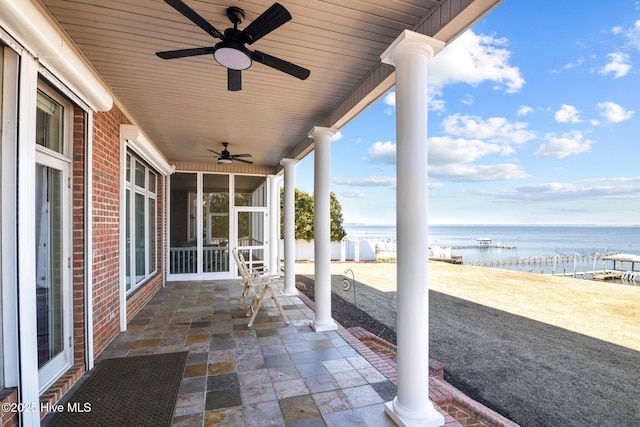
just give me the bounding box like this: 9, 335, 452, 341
119, 125, 172, 331
124, 152, 158, 294
34, 82, 74, 393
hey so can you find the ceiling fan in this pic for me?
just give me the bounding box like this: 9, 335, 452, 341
156, 0, 310, 91
196, 142, 253, 164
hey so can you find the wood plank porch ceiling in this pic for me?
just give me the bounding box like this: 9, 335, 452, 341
39, 0, 502, 171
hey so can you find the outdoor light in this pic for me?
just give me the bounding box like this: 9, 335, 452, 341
213, 41, 252, 70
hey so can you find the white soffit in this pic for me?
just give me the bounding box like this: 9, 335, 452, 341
0, 0, 112, 112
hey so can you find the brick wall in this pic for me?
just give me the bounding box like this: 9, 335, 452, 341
0, 389, 18, 427
91, 107, 125, 355
91, 106, 166, 355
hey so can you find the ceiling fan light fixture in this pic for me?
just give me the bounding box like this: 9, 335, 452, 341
213, 41, 252, 70
217, 158, 233, 164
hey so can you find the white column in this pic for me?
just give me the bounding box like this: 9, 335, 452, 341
380, 30, 445, 427
308, 126, 338, 332
280, 159, 299, 295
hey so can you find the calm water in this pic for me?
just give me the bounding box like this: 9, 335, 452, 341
344, 224, 640, 279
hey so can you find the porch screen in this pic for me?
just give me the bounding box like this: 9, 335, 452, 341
202, 174, 229, 273
234, 175, 267, 207
169, 173, 197, 274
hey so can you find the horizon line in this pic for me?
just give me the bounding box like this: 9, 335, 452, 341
343, 223, 640, 227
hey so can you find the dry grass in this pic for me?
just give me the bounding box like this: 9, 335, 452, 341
295, 260, 640, 352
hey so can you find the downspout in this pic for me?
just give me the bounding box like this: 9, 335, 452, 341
163, 175, 167, 286
166, 175, 171, 284
85, 111, 95, 369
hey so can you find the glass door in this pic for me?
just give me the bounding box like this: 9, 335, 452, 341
233, 175, 269, 273
35, 89, 72, 391
35, 158, 71, 390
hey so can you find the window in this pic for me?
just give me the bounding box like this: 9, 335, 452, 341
36, 91, 64, 154
125, 153, 158, 292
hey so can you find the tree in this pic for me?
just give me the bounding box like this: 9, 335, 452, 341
329, 191, 347, 242
280, 188, 346, 242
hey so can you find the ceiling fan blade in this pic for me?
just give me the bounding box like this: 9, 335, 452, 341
252, 51, 310, 80
207, 149, 222, 155
163, 0, 223, 39
241, 3, 291, 45
228, 69, 242, 91
234, 158, 254, 164
156, 47, 214, 59
232, 153, 252, 158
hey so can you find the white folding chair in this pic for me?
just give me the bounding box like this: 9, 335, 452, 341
232, 248, 290, 327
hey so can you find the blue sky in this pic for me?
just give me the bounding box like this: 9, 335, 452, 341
294, 0, 640, 226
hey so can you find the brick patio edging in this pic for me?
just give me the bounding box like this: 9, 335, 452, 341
295, 291, 457, 425
295, 290, 519, 427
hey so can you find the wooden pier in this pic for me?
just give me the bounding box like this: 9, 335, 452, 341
451, 243, 518, 249
451, 237, 517, 250
551, 269, 624, 280
592, 271, 625, 281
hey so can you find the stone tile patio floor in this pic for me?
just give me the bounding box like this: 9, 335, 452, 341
94, 280, 460, 427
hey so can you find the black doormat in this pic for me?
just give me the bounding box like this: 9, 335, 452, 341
47, 352, 188, 427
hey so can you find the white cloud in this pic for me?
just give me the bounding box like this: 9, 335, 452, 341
626, 19, 640, 50
534, 130, 595, 158
429, 98, 447, 112
339, 189, 366, 198
368, 141, 396, 164
564, 57, 585, 70
383, 92, 396, 115
331, 131, 343, 141
332, 176, 396, 187
554, 104, 582, 124
502, 182, 640, 201
598, 52, 631, 78
429, 30, 525, 95
461, 94, 474, 105
586, 176, 640, 183
551, 57, 585, 73
383, 92, 395, 107
429, 163, 529, 182
367, 135, 515, 167
442, 114, 536, 144
597, 101, 634, 123
428, 136, 503, 166
517, 105, 533, 116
